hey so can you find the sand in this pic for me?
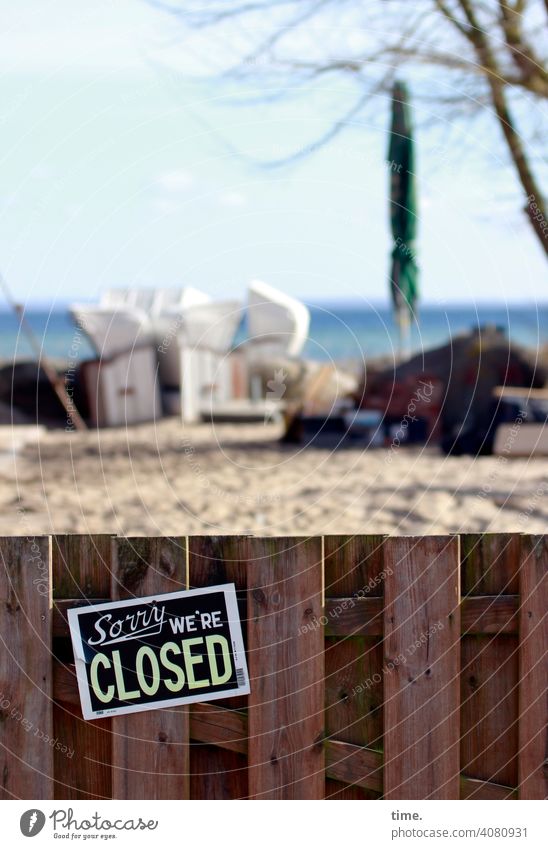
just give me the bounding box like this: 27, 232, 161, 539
0, 417, 546, 538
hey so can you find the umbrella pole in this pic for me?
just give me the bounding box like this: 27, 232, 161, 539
398, 309, 411, 362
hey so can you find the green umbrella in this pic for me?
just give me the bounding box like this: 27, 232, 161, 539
387, 80, 419, 358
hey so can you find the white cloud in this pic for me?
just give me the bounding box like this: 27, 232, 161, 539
218, 191, 247, 208
154, 170, 194, 194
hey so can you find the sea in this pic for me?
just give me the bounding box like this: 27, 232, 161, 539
1, 303, 546, 364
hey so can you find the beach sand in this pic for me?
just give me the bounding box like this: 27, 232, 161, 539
1, 418, 546, 538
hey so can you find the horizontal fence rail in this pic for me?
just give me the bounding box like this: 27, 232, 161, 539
0, 533, 546, 800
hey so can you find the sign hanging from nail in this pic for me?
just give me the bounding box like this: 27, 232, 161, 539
68, 584, 249, 720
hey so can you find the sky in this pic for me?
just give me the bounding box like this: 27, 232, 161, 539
0, 0, 545, 309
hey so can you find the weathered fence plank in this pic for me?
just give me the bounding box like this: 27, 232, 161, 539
518, 536, 548, 799
188, 536, 249, 799
460, 595, 519, 635
52, 533, 113, 599
324, 740, 382, 794
461, 533, 521, 596
52, 534, 113, 799
246, 537, 324, 799
189, 746, 248, 800
460, 775, 517, 800
460, 534, 519, 788
189, 703, 247, 755
324, 535, 386, 799
384, 536, 461, 799
0, 536, 53, 799
111, 537, 189, 800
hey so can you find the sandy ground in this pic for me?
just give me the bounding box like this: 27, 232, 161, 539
0, 417, 547, 537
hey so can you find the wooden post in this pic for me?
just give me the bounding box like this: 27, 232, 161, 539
52, 534, 113, 799
384, 536, 461, 799
518, 535, 548, 799
460, 534, 520, 792
246, 537, 324, 799
0, 536, 53, 799
188, 536, 250, 799
323, 535, 386, 799
111, 536, 189, 799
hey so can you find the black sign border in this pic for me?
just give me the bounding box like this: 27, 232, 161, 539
68, 583, 249, 721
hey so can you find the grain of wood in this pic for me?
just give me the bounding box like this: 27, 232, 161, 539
0, 536, 53, 799
52, 534, 113, 599
324, 535, 385, 798
189, 704, 247, 755
46, 655, 529, 802
325, 637, 384, 750
190, 746, 248, 799
460, 535, 520, 790
384, 536, 461, 799
461, 636, 519, 787
324, 535, 386, 599
111, 537, 189, 800
53, 661, 79, 707
460, 775, 517, 800
52, 535, 113, 799
461, 595, 518, 635
246, 537, 324, 799
188, 536, 249, 711
324, 739, 382, 793
187, 536, 250, 796
54, 594, 518, 639
325, 779, 372, 799
518, 535, 548, 799
53, 598, 110, 638
461, 534, 521, 596
325, 597, 383, 637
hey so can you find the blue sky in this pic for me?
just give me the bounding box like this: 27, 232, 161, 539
0, 0, 545, 308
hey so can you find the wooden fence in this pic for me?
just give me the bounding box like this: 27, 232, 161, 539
0, 533, 546, 800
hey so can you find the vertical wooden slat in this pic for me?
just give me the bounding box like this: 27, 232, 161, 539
52, 534, 113, 799
188, 536, 248, 711
460, 534, 520, 788
461, 533, 521, 596
324, 534, 386, 599
518, 535, 548, 799
460, 636, 518, 787
324, 535, 386, 799
384, 536, 460, 799
188, 536, 249, 799
52, 533, 113, 598
111, 536, 189, 799
246, 537, 324, 799
0, 536, 53, 799
189, 747, 248, 800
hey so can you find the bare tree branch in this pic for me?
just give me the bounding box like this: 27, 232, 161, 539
498, 0, 548, 95
149, 0, 547, 255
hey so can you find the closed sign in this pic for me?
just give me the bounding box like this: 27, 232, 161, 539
68, 584, 249, 720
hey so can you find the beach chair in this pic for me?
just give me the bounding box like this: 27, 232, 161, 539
246, 279, 310, 361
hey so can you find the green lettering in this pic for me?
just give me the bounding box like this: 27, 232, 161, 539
181, 637, 209, 689
135, 646, 161, 697
160, 642, 186, 693
112, 649, 140, 701
90, 653, 115, 704
205, 635, 232, 686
